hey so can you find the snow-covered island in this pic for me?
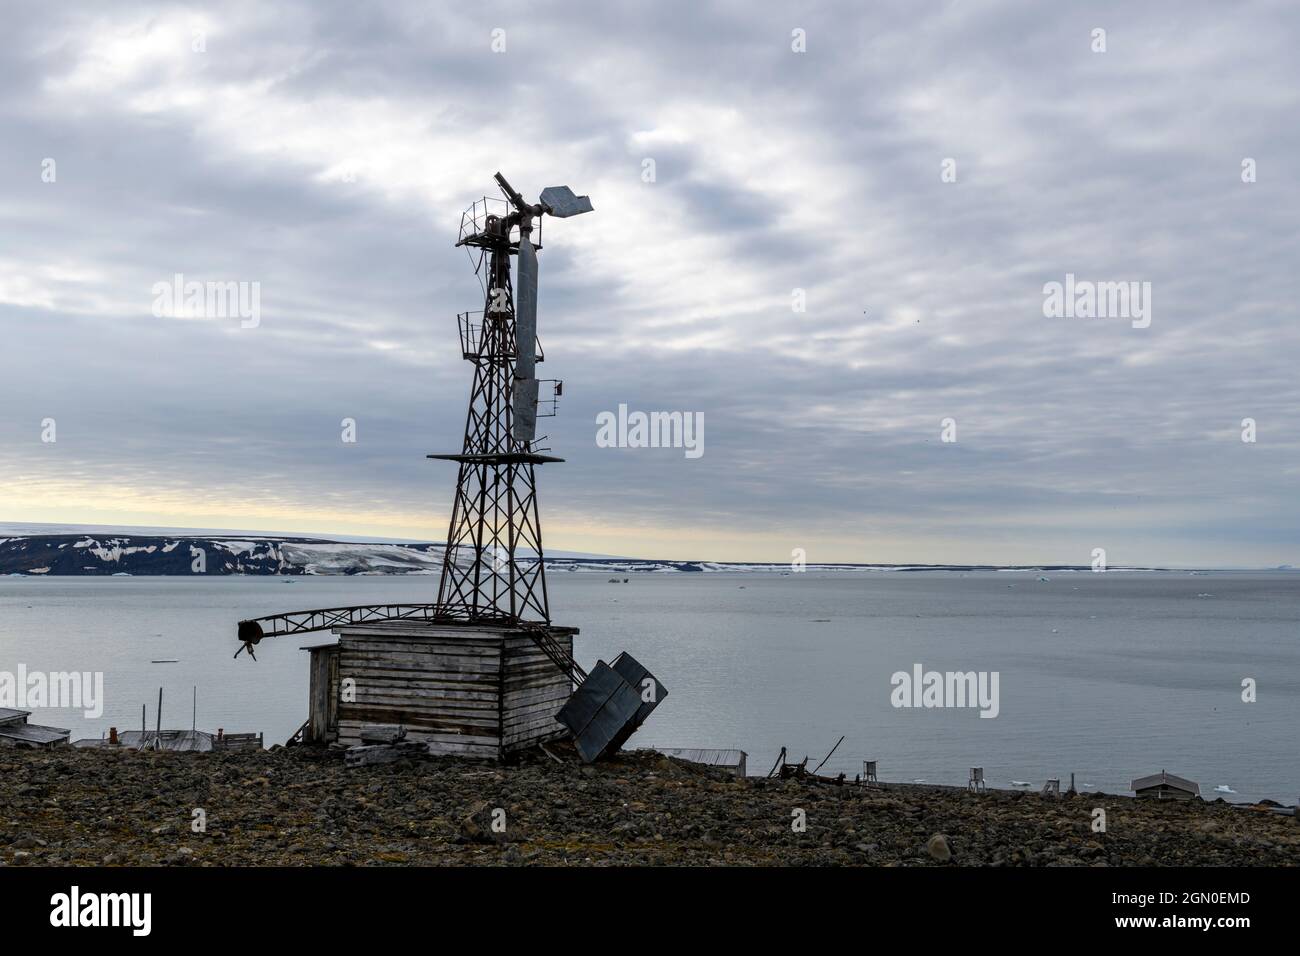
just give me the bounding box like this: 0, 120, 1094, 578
0, 532, 1170, 577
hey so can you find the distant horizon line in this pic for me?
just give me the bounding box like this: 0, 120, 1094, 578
1, 521, 1294, 573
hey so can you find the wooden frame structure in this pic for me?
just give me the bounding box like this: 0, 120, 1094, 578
303, 621, 576, 759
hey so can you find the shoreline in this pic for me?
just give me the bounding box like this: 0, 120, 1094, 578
2, 745, 1296, 867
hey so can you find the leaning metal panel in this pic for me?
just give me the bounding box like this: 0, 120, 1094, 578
609, 651, 668, 744
555, 661, 644, 763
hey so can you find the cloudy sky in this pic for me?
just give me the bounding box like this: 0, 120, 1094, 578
1, 0, 1297, 566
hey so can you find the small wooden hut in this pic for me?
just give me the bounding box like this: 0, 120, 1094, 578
0, 708, 70, 748
652, 748, 747, 777
302, 621, 577, 760
1131, 769, 1200, 800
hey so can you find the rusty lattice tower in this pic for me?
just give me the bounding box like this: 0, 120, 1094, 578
430, 174, 591, 623
234, 175, 665, 765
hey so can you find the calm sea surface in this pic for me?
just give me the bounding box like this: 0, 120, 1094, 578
1, 571, 1296, 802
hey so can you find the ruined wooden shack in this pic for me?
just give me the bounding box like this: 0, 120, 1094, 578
302, 621, 577, 760
1131, 769, 1200, 800
0, 708, 70, 749
652, 748, 747, 777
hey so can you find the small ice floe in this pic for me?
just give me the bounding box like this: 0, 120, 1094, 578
1011, 780, 1033, 788
1051, 628, 1059, 634
1196, 593, 1213, 599
1214, 785, 1237, 794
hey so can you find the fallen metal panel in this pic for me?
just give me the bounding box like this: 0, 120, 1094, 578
610, 651, 667, 735
556, 661, 643, 762
556, 661, 620, 732
556, 654, 666, 762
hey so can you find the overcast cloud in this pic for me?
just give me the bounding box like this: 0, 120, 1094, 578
1, 0, 1297, 565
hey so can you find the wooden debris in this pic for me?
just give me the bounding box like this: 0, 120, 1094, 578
343, 741, 431, 768
359, 724, 407, 744
214, 731, 264, 751
651, 748, 747, 777
811, 735, 845, 775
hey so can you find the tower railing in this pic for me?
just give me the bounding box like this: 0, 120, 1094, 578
458, 310, 543, 365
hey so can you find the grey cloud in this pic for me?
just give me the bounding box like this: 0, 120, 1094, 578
1, 0, 1297, 565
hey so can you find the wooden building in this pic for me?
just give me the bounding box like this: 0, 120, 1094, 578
72, 728, 262, 752
303, 621, 577, 760
652, 748, 747, 777
1131, 769, 1200, 800
0, 707, 70, 749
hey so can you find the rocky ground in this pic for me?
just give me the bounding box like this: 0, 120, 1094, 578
1, 744, 1296, 866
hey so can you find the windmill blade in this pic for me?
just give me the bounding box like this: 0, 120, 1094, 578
539, 185, 593, 218
512, 377, 539, 443
515, 237, 538, 380
512, 236, 540, 442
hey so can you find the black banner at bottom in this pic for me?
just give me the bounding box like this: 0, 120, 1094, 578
0, 865, 1291, 941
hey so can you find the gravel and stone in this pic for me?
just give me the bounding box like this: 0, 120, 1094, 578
2, 744, 1296, 866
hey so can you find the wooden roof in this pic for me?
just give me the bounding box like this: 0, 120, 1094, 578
0, 722, 70, 745
1131, 770, 1199, 794
653, 747, 747, 768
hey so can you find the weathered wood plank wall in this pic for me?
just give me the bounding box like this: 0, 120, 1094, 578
320, 623, 576, 759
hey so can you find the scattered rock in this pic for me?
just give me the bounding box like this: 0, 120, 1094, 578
457, 801, 504, 844
927, 833, 952, 863
0, 746, 1293, 866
